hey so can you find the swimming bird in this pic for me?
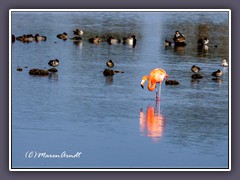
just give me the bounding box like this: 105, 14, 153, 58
173, 31, 186, 46
141, 68, 168, 101
57, 32, 68, 40
48, 59, 60, 68
165, 79, 179, 85
107, 36, 121, 45
73, 29, 83, 36
12, 34, 15, 43
198, 37, 209, 45
163, 39, 172, 46
221, 58, 228, 67
88, 36, 100, 44
106, 60, 114, 69
16, 34, 35, 43
123, 35, 137, 47
191, 65, 201, 73
212, 69, 223, 78
34, 34, 47, 41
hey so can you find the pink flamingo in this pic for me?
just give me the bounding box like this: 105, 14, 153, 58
141, 68, 168, 101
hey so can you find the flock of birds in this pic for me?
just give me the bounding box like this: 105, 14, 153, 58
12, 29, 229, 101
12, 28, 137, 47
12, 28, 138, 74
190, 57, 228, 81
140, 31, 229, 100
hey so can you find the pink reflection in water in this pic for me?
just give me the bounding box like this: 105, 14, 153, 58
139, 101, 166, 142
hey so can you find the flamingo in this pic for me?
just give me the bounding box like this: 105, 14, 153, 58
141, 68, 168, 101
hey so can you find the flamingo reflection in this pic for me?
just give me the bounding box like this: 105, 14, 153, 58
139, 100, 165, 142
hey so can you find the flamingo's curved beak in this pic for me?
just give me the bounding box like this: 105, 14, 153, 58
165, 74, 169, 79
141, 84, 144, 89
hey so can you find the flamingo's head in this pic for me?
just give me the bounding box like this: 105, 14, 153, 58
141, 76, 149, 89
140, 80, 145, 89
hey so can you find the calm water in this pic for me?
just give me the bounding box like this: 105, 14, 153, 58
11, 11, 229, 169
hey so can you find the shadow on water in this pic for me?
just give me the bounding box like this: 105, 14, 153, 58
139, 100, 166, 142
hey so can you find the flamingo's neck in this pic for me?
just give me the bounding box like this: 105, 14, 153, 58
148, 78, 157, 91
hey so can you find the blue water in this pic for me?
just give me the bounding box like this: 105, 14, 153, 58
11, 11, 229, 169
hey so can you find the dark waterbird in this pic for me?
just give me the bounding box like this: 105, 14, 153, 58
48, 59, 60, 68
212, 69, 223, 78
57, 32, 68, 40
106, 60, 114, 69
88, 36, 100, 44
73, 29, 83, 36
12, 34, 16, 43
163, 39, 172, 46
197, 37, 209, 46
107, 36, 121, 45
123, 35, 137, 47
191, 65, 201, 73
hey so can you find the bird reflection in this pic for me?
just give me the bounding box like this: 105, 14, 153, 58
174, 45, 185, 55
48, 72, 58, 81
139, 100, 165, 142
73, 40, 83, 47
105, 76, 113, 85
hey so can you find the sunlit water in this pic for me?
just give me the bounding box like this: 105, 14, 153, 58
11, 11, 229, 169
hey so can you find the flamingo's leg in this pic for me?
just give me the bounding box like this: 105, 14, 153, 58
156, 83, 161, 101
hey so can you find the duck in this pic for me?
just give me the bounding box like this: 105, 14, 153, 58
73, 29, 83, 36
163, 39, 172, 46
198, 37, 209, 45
12, 34, 15, 43
221, 58, 228, 67
23, 34, 35, 42
88, 36, 100, 44
165, 79, 179, 85
173, 31, 186, 46
123, 35, 137, 47
34, 34, 47, 41
48, 59, 60, 67
191, 65, 201, 73
16, 35, 25, 41
107, 36, 121, 45
16, 34, 35, 43
57, 32, 68, 40
106, 60, 114, 69
103, 69, 114, 76
212, 69, 223, 78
